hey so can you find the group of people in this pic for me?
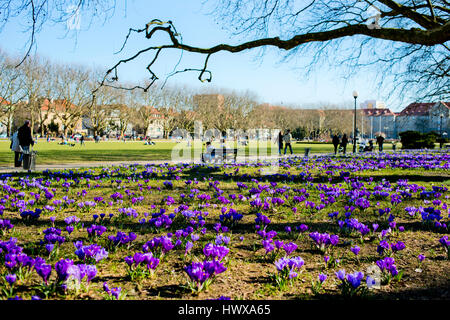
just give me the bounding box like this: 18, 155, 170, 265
332, 134, 349, 155
144, 137, 156, 145
332, 134, 386, 155
277, 130, 293, 155
203, 139, 231, 163
10, 120, 35, 168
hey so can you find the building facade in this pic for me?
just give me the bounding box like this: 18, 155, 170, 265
395, 102, 450, 136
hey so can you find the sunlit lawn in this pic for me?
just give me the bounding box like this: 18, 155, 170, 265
0, 139, 400, 166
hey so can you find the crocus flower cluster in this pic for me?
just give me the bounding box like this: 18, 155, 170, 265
124, 251, 160, 280
142, 235, 174, 258
41, 228, 65, 246
338, 218, 371, 237
309, 232, 339, 252
376, 257, 401, 283
20, 209, 42, 222
377, 240, 406, 256
203, 243, 230, 261
184, 260, 227, 293
219, 207, 243, 226
0, 218, 13, 233
439, 236, 449, 259
273, 256, 304, 290
146, 210, 175, 230
74, 241, 109, 264
181, 210, 207, 229
87, 224, 107, 238
335, 269, 370, 296
107, 231, 137, 249
118, 207, 139, 219
103, 282, 125, 300
420, 207, 447, 229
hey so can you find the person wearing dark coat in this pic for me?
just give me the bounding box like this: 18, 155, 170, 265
278, 131, 284, 155
376, 135, 385, 152
341, 134, 348, 155
332, 135, 340, 155
17, 120, 34, 162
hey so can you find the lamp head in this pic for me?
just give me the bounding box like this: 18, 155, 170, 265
353, 91, 358, 99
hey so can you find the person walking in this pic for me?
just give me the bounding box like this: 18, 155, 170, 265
10, 130, 22, 167
341, 134, 348, 155
376, 135, 385, 152
332, 134, 340, 155
283, 129, 293, 155
17, 120, 34, 172
80, 134, 85, 146
278, 131, 284, 155
18, 120, 34, 161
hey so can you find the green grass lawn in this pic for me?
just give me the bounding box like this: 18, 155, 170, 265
0, 139, 401, 166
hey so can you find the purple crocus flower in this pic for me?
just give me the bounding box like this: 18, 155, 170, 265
274, 257, 289, 271
262, 240, 275, 254
283, 242, 298, 256
55, 259, 74, 281
346, 271, 364, 288
191, 234, 200, 242
86, 265, 97, 282
110, 287, 122, 299
439, 235, 449, 248
66, 225, 74, 235
45, 244, 54, 253
35, 264, 52, 284
350, 246, 360, 256
185, 241, 194, 255
335, 269, 346, 281
66, 264, 83, 282
5, 273, 16, 285
274, 240, 284, 250
318, 273, 327, 283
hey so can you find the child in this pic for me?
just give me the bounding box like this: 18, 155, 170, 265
203, 141, 215, 162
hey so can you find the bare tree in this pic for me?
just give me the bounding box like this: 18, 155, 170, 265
138, 85, 166, 136
84, 82, 116, 137
53, 64, 92, 136
17, 54, 46, 135
159, 86, 192, 138
98, 1, 449, 101
111, 89, 138, 139
0, 51, 24, 135
3, 2, 447, 101
36, 59, 58, 136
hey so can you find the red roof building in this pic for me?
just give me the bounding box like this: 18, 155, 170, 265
396, 101, 450, 135
0, 97, 10, 105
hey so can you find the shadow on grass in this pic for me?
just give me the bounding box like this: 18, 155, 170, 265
144, 284, 191, 298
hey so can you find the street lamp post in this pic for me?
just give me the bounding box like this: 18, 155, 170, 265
353, 91, 358, 153
440, 113, 443, 149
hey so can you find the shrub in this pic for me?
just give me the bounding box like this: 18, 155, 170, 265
399, 131, 436, 149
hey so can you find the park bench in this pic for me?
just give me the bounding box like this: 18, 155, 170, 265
201, 148, 238, 164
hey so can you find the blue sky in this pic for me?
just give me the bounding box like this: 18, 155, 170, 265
0, 0, 403, 110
